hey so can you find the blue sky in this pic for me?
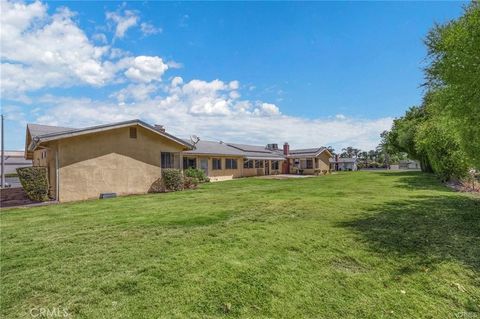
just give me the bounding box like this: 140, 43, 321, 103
1, 1, 466, 151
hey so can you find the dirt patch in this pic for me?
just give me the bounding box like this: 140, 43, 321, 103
446, 181, 480, 195
0, 187, 42, 208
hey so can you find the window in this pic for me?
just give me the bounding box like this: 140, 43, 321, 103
255, 160, 264, 168
306, 159, 313, 169
272, 160, 279, 170
161, 152, 174, 169
212, 158, 222, 170
225, 158, 238, 169
243, 159, 253, 169
183, 157, 196, 169
129, 127, 137, 139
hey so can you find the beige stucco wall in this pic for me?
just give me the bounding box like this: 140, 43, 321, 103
51, 126, 185, 202
317, 152, 331, 171
184, 156, 244, 181
183, 156, 284, 180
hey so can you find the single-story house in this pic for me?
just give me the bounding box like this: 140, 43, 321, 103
25, 120, 192, 202
1, 150, 31, 174
183, 142, 332, 181
329, 157, 358, 171
183, 141, 286, 181
24, 119, 333, 201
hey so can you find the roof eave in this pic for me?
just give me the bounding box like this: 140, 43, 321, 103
29, 120, 193, 150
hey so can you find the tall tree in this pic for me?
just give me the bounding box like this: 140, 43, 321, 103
425, 3, 480, 167
385, 106, 433, 172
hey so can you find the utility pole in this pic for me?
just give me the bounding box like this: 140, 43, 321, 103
1, 114, 5, 188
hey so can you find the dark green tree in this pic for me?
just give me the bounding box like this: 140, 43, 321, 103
425, 3, 480, 167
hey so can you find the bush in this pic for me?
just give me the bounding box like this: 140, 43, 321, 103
184, 176, 199, 189
162, 169, 184, 191
184, 167, 210, 183
16, 167, 49, 201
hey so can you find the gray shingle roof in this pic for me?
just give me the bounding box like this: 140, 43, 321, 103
288, 147, 328, 157
289, 148, 322, 154
184, 140, 285, 159
26, 120, 193, 151
227, 143, 271, 153
183, 140, 244, 156
27, 123, 75, 138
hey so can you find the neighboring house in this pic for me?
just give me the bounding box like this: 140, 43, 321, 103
399, 160, 420, 170
2, 150, 31, 174
286, 145, 332, 175
329, 157, 358, 171
25, 120, 192, 202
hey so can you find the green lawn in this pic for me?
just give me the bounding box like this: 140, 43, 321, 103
1, 171, 479, 318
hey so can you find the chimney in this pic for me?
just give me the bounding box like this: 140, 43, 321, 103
283, 142, 289, 155
154, 124, 165, 132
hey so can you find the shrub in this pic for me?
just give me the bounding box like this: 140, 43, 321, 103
16, 167, 49, 201
184, 176, 199, 189
162, 169, 184, 191
148, 178, 164, 193
184, 167, 210, 183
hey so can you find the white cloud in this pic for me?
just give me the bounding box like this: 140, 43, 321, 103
92, 33, 108, 44
124, 56, 168, 83
0, 0, 170, 97
166, 60, 183, 69
254, 103, 280, 116
140, 22, 162, 36
171, 76, 184, 87
229, 80, 240, 90
0, 1, 112, 96
31, 93, 392, 150
106, 9, 138, 38
111, 83, 158, 103
1, 0, 392, 152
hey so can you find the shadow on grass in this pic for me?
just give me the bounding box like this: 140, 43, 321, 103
341, 194, 480, 271
375, 171, 447, 191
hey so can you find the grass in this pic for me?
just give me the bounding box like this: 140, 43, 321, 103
1, 171, 479, 318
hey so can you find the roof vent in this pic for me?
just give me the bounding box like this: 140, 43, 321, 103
266, 143, 278, 150
154, 125, 165, 132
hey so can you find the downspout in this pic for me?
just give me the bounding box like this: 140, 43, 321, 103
55, 145, 59, 201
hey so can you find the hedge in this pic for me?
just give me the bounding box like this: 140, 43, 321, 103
16, 167, 50, 201
184, 167, 210, 183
